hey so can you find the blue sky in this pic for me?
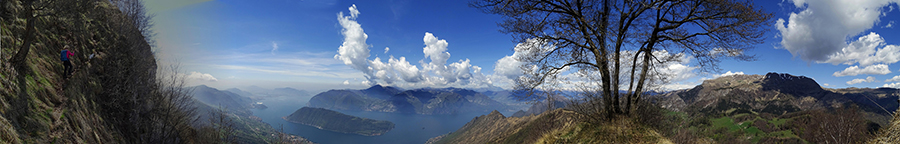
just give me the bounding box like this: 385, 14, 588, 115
147, 0, 900, 92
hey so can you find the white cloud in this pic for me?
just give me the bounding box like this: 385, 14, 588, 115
493, 38, 553, 79
389, 56, 424, 82
334, 4, 371, 74
422, 32, 452, 80
708, 48, 743, 58
823, 83, 832, 87
886, 75, 900, 82
846, 76, 877, 85
822, 33, 900, 66
776, 0, 898, 62
833, 64, 892, 77
883, 82, 900, 88
713, 71, 745, 78
886, 21, 895, 28
494, 56, 522, 79
271, 42, 278, 55
663, 64, 697, 82
348, 4, 360, 18
332, 5, 488, 88
659, 83, 697, 91
343, 80, 350, 85
184, 71, 218, 82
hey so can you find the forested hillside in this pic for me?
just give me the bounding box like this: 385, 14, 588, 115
283, 107, 394, 136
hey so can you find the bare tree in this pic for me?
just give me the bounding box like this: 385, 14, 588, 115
472, 0, 771, 117
8, 0, 92, 65
209, 105, 237, 144
800, 106, 871, 143
110, 0, 155, 46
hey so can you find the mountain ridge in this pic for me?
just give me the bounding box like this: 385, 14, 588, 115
307, 85, 514, 115
657, 72, 898, 124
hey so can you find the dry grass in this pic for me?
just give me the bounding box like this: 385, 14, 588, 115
536, 116, 673, 144
868, 109, 900, 144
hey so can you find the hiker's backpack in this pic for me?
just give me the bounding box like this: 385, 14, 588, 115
60, 50, 69, 61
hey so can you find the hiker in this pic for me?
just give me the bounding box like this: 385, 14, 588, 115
61, 45, 74, 79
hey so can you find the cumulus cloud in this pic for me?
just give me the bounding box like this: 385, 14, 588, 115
833, 64, 892, 77
494, 56, 522, 79
334, 4, 371, 73
886, 75, 900, 82
332, 4, 702, 89
883, 82, 900, 88
389, 56, 424, 82
343, 80, 350, 85
776, 0, 898, 62
822, 33, 900, 66
663, 64, 697, 82
846, 76, 877, 85
184, 71, 218, 82
713, 71, 745, 78
332, 5, 486, 88
271, 42, 278, 55
493, 38, 554, 79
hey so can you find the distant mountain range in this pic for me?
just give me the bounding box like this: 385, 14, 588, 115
227, 85, 312, 99
307, 85, 516, 115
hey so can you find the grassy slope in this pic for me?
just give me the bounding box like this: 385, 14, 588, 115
431, 109, 672, 144
1, 1, 126, 143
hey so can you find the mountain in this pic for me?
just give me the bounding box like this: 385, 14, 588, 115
307, 85, 513, 115
273, 87, 311, 97
657, 72, 898, 123
283, 107, 394, 136
226, 88, 254, 97
426, 109, 671, 144
0, 1, 313, 143
431, 72, 900, 143
232, 86, 312, 99
191, 85, 256, 116
510, 97, 567, 117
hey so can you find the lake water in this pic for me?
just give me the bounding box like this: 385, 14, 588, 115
250, 96, 501, 144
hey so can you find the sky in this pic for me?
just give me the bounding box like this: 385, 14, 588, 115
146, 0, 900, 93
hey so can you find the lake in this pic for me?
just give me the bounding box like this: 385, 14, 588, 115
250, 96, 505, 144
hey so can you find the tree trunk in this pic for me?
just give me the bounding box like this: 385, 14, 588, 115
10, 0, 37, 66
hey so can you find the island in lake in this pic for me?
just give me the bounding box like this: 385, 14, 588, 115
283, 107, 395, 136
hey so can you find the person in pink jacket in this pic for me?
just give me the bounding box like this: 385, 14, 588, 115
61, 45, 74, 79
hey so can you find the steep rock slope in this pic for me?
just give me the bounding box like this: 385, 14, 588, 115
1, 1, 160, 143
0, 1, 313, 143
